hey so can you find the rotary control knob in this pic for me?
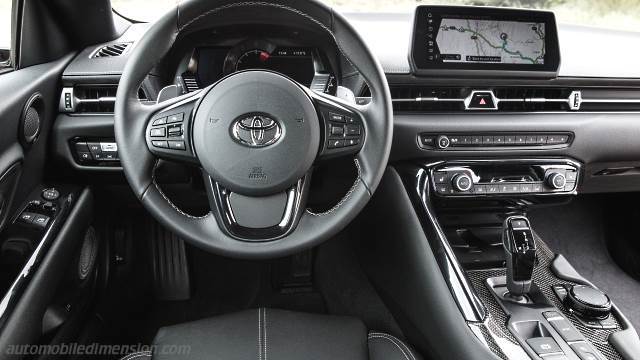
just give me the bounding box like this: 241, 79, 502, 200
565, 285, 612, 319
546, 172, 567, 190
452, 173, 473, 192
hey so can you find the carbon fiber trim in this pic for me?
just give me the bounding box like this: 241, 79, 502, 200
467, 238, 623, 360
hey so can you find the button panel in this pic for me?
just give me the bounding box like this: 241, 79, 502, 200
431, 161, 580, 197
72, 139, 120, 166
145, 104, 198, 163
419, 132, 572, 150
16, 199, 58, 231
320, 108, 365, 157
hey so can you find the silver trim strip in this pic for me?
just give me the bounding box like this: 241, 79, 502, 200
415, 167, 487, 322
390, 89, 640, 111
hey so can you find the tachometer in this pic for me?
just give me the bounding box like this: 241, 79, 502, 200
236, 49, 272, 71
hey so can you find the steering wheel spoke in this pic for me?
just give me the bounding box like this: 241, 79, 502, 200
144, 90, 203, 164
203, 171, 311, 241
307, 89, 367, 160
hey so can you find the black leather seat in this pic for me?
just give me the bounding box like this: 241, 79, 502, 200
121, 308, 421, 360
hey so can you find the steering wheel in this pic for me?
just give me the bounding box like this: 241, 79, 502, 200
114, 0, 392, 259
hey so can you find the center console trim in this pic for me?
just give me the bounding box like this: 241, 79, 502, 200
415, 167, 487, 322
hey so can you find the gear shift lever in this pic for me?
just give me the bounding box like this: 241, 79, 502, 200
503, 216, 537, 299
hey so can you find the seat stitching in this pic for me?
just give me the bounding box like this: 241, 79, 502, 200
369, 333, 417, 360
374, 333, 416, 360
258, 308, 263, 360
368, 336, 410, 360
368, 333, 414, 360
263, 308, 268, 360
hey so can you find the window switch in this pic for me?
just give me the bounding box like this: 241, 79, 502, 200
18, 212, 37, 224
32, 215, 50, 229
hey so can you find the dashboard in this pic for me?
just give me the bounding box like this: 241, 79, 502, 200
55, 6, 640, 195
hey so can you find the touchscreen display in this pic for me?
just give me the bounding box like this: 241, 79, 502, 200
435, 19, 545, 65
411, 6, 559, 75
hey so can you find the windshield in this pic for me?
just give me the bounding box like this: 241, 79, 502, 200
112, 0, 640, 32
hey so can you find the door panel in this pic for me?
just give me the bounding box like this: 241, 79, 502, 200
0, 54, 74, 226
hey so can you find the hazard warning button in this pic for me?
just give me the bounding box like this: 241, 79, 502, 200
466, 91, 497, 110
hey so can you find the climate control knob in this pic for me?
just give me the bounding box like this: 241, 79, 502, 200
452, 173, 473, 192
546, 172, 567, 190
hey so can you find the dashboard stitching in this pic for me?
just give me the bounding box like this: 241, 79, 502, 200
306, 158, 362, 217
151, 159, 208, 220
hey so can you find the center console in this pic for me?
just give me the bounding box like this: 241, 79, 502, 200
411, 158, 640, 360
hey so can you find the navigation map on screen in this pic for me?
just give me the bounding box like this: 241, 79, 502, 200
434, 19, 545, 64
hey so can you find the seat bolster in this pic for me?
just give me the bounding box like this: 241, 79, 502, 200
151, 308, 369, 360
368, 332, 423, 360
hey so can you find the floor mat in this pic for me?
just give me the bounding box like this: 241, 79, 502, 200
529, 197, 640, 331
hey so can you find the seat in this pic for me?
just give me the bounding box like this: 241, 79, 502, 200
121, 308, 421, 360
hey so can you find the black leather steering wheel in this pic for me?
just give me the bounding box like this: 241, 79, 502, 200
114, 0, 392, 259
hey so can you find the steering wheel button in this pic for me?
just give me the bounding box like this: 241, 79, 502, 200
167, 124, 183, 137
167, 113, 184, 123
168, 141, 186, 150
328, 112, 345, 122
328, 139, 345, 149
150, 128, 166, 137
152, 140, 169, 148
346, 125, 361, 136
346, 138, 359, 147
152, 117, 167, 126
330, 125, 344, 136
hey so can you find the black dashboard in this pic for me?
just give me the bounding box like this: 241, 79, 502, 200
54, 6, 640, 195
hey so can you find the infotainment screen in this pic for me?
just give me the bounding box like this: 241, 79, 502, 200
411, 6, 560, 76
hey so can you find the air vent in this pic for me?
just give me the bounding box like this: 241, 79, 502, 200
181, 74, 200, 93
59, 85, 148, 114
92, 43, 130, 58
380, 86, 640, 113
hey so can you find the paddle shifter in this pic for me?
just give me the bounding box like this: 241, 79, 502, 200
503, 216, 537, 299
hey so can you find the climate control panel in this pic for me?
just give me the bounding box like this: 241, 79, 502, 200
431, 160, 580, 197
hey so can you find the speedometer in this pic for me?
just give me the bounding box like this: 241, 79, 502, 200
236, 49, 272, 71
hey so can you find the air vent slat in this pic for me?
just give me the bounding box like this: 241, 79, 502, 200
181, 74, 200, 93
93, 43, 130, 58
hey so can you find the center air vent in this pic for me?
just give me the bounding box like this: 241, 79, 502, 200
92, 43, 130, 58
380, 86, 640, 113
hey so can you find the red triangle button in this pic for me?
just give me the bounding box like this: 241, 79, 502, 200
479, 98, 486, 105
